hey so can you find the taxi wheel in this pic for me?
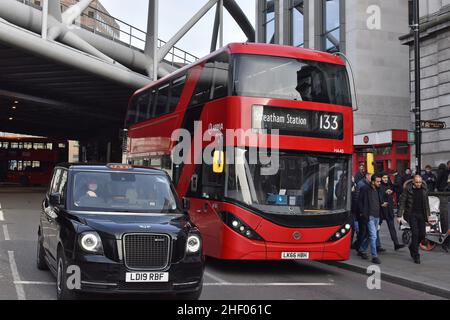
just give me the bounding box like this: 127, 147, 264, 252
36, 232, 48, 270
56, 250, 78, 300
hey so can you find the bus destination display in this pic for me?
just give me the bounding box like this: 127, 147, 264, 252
252, 105, 344, 140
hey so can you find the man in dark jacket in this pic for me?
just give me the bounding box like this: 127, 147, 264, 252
421, 165, 437, 192
397, 175, 431, 264
354, 163, 366, 185
380, 174, 405, 250
394, 168, 412, 204
353, 173, 372, 256
436, 163, 449, 252
358, 174, 383, 264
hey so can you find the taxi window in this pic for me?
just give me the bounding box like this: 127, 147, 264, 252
71, 171, 180, 213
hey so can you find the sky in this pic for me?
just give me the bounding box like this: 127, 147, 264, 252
99, 0, 256, 58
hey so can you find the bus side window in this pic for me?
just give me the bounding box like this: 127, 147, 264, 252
168, 75, 187, 113
146, 89, 156, 119
155, 84, 170, 117
190, 62, 214, 107
136, 92, 150, 123
211, 53, 229, 100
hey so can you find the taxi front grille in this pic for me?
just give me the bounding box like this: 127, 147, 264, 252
123, 234, 170, 270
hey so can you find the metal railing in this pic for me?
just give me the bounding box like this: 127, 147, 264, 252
16, 0, 199, 66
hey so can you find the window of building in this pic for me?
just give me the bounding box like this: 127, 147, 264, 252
290, 0, 304, 47
408, 0, 413, 26
322, 0, 340, 53
263, 0, 275, 44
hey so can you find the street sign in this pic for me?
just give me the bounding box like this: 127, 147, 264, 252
420, 120, 447, 129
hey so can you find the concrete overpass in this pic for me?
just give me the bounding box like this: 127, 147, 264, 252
0, 0, 254, 161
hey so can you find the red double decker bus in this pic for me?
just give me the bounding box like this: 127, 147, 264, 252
126, 43, 354, 261
0, 136, 68, 186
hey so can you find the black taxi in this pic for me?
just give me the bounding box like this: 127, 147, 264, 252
36, 163, 204, 299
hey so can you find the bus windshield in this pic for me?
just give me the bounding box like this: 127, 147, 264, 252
225, 148, 350, 215
233, 54, 352, 107
71, 172, 181, 214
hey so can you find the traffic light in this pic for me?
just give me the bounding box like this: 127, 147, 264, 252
367, 153, 375, 174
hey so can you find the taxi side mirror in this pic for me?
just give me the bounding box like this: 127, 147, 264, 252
49, 193, 62, 206
213, 151, 224, 174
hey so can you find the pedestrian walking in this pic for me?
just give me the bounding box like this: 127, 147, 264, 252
350, 176, 359, 247
436, 163, 449, 252
354, 163, 366, 185
358, 174, 383, 264
394, 168, 412, 205
397, 175, 431, 264
421, 165, 437, 192
380, 173, 405, 251
353, 173, 372, 255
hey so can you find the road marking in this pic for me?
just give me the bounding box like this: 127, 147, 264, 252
0, 210, 4, 221
203, 282, 334, 287
3, 225, 10, 241
14, 281, 55, 286
8, 251, 26, 300
204, 271, 228, 284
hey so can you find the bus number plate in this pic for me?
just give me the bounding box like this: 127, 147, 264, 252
281, 252, 309, 260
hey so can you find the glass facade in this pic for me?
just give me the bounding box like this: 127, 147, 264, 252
290, 0, 304, 47
263, 0, 275, 43
323, 0, 340, 52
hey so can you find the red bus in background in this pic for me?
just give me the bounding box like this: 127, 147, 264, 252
0, 137, 68, 186
126, 43, 354, 261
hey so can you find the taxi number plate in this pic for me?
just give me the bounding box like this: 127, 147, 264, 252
125, 272, 169, 282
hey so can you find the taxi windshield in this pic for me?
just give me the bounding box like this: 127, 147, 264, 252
71, 171, 181, 213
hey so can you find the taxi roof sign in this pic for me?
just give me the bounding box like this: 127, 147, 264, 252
107, 164, 132, 169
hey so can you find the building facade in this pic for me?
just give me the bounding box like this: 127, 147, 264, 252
401, 0, 450, 167
256, 0, 413, 173
31, 0, 120, 40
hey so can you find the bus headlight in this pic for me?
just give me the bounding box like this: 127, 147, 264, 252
186, 235, 201, 254
219, 212, 264, 241
79, 232, 103, 254
328, 223, 352, 242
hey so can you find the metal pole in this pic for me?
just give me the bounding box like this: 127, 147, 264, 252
42, 0, 48, 39
412, 0, 421, 174
219, 0, 223, 48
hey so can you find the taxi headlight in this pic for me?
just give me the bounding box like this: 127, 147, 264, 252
79, 232, 103, 254
186, 235, 201, 254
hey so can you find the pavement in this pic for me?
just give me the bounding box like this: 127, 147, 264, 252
329, 221, 450, 299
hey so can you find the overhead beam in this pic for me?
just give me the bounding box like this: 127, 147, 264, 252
157, 0, 218, 63
0, 19, 151, 89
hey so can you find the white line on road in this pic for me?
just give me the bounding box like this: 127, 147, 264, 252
11, 280, 333, 287
204, 282, 334, 286
0, 210, 4, 221
14, 281, 55, 286
3, 225, 10, 241
8, 251, 26, 300
204, 271, 228, 284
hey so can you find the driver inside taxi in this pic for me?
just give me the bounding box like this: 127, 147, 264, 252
86, 179, 99, 198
